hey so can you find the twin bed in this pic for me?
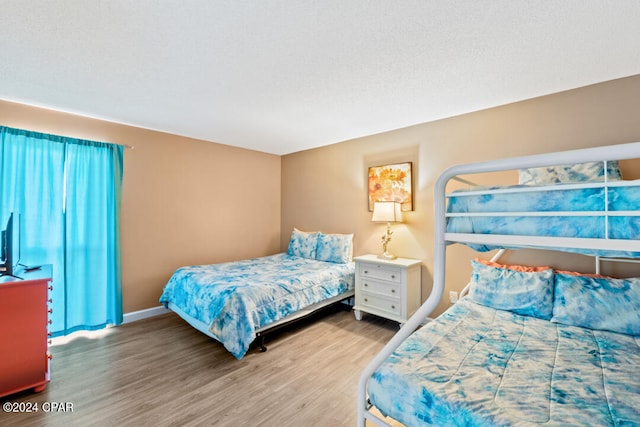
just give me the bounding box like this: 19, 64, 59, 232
359, 142, 640, 426
159, 229, 354, 359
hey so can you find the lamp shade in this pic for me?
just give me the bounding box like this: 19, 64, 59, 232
371, 201, 402, 223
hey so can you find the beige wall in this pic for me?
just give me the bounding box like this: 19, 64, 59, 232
0, 100, 282, 313
282, 74, 640, 317
3, 74, 640, 318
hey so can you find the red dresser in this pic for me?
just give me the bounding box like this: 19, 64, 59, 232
0, 265, 52, 398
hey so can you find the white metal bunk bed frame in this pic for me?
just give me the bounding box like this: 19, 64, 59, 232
357, 141, 640, 426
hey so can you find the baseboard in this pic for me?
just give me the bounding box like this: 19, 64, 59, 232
123, 305, 171, 324
121, 303, 424, 325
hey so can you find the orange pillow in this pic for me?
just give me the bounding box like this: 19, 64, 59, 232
475, 258, 551, 273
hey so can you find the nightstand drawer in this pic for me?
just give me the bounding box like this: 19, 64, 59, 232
360, 277, 401, 299
360, 293, 401, 316
359, 264, 401, 283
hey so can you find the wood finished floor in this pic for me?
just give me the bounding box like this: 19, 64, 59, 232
1, 306, 401, 427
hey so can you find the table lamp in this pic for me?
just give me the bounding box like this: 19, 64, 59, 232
371, 201, 403, 260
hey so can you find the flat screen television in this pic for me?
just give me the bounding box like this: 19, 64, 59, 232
0, 212, 20, 278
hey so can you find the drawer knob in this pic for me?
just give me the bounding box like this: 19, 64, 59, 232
364, 283, 368, 287
391, 305, 396, 309
391, 275, 396, 279
391, 289, 396, 293
364, 298, 368, 302
364, 270, 369, 274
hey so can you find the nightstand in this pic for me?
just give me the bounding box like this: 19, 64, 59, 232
353, 254, 422, 324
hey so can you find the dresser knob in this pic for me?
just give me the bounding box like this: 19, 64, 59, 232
391, 275, 396, 279
364, 270, 369, 274
391, 289, 396, 293
364, 283, 368, 287
364, 298, 368, 302
391, 305, 396, 309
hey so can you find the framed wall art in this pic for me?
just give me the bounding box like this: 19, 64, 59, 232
368, 162, 413, 211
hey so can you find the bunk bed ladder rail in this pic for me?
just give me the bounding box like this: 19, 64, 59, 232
356, 141, 640, 427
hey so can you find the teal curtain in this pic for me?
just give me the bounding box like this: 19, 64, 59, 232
0, 126, 124, 336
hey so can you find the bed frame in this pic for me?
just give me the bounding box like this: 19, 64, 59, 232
254, 290, 354, 351
169, 289, 354, 353
357, 141, 640, 426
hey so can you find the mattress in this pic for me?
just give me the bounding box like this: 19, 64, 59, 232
159, 253, 354, 359
446, 181, 640, 257
368, 299, 640, 426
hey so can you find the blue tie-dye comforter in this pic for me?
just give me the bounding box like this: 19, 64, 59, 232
159, 253, 354, 359
446, 182, 640, 257
368, 299, 640, 426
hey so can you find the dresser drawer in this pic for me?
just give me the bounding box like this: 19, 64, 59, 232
359, 293, 401, 317
359, 264, 401, 283
359, 277, 401, 299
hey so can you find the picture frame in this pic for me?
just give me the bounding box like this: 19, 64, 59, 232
368, 162, 413, 211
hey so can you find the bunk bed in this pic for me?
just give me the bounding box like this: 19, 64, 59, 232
160, 229, 355, 359
357, 142, 640, 426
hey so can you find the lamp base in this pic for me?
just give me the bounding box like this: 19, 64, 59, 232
377, 252, 397, 260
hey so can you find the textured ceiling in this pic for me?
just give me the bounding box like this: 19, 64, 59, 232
2, 1, 640, 155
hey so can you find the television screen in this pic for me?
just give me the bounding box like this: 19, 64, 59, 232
0, 212, 20, 278
0, 229, 5, 261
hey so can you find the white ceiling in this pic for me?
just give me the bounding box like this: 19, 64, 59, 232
2, 1, 640, 155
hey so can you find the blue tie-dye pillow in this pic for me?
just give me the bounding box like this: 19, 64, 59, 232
519, 161, 622, 186
468, 259, 555, 320
315, 232, 353, 263
551, 272, 640, 336
287, 228, 319, 259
